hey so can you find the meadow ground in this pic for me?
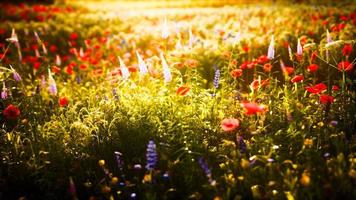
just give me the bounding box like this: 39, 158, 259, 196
0, 0, 355, 199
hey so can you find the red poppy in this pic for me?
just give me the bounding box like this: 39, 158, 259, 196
3, 104, 20, 120
263, 63, 272, 72
33, 61, 41, 70
69, 33, 78, 40
315, 83, 327, 91
241, 102, 267, 115
79, 64, 88, 70
230, 69, 243, 79
257, 55, 269, 64
332, 85, 339, 91
291, 75, 304, 83
65, 66, 74, 75
342, 44, 352, 56
221, 118, 240, 132
59, 97, 69, 107
306, 83, 327, 94
307, 64, 319, 73
338, 61, 353, 72
250, 79, 269, 90
52, 66, 61, 74
176, 86, 190, 96
49, 45, 57, 53
310, 51, 317, 63
320, 95, 334, 104
282, 66, 294, 76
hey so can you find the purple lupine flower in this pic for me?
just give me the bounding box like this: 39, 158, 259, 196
76, 75, 81, 84
48, 69, 57, 96
160, 53, 172, 83
56, 55, 62, 66
267, 35, 275, 60
118, 56, 130, 80
213, 67, 220, 89
237, 136, 246, 153
112, 88, 119, 100
1, 84, 8, 100
297, 38, 303, 56
136, 51, 148, 76
114, 151, 124, 171
13, 71, 21, 82
145, 140, 158, 171
198, 157, 215, 185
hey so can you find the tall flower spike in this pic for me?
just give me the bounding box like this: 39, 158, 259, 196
146, 140, 157, 171
10, 65, 21, 82
56, 55, 61, 66
162, 18, 169, 39
48, 69, 57, 96
188, 27, 195, 48
160, 53, 172, 83
213, 66, 220, 89
114, 151, 124, 171
267, 35, 275, 60
136, 51, 148, 76
118, 56, 130, 80
6, 28, 19, 44
288, 44, 293, 61
1, 82, 8, 100
297, 38, 303, 56
198, 157, 215, 185
326, 30, 333, 44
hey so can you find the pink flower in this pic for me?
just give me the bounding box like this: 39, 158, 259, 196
221, 118, 240, 132
241, 102, 267, 115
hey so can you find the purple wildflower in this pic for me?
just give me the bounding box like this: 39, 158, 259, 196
114, 151, 124, 171
237, 136, 246, 153
1, 84, 8, 100
213, 68, 220, 89
146, 140, 158, 171
267, 35, 275, 60
198, 157, 215, 185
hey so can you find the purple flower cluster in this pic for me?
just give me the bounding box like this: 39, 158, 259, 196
145, 140, 157, 170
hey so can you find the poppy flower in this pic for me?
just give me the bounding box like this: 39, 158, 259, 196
310, 51, 317, 63
332, 85, 339, 91
263, 63, 272, 72
257, 55, 269, 64
3, 104, 20, 120
307, 64, 319, 73
69, 33, 78, 40
250, 79, 269, 90
320, 94, 334, 104
291, 75, 304, 83
176, 85, 190, 96
33, 61, 41, 70
221, 118, 240, 132
241, 102, 267, 115
59, 96, 69, 107
282, 66, 294, 76
79, 64, 88, 70
342, 44, 352, 56
338, 61, 353, 72
52, 66, 61, 74
230, 69, 243, 78
305, 83, 327, 94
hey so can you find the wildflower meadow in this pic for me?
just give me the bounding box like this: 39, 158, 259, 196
0, 0, 355, 199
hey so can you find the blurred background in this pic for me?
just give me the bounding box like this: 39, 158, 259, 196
1, 0, 355, 6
